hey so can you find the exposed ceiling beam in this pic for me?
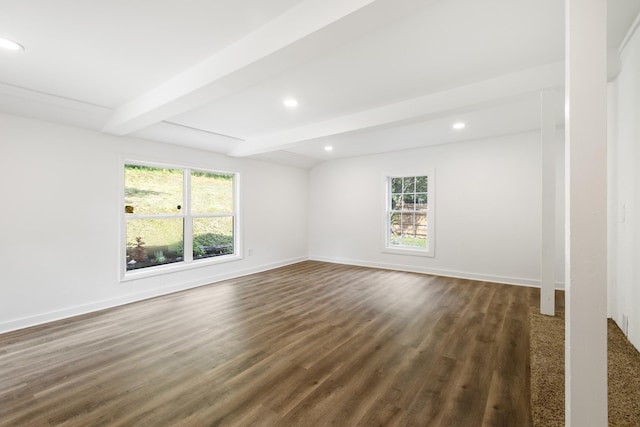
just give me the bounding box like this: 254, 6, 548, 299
102, 0, 426, 137
229, 61, 565, 157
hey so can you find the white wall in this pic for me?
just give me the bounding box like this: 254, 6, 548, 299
309, 131, 565, 287
0, 111, 571, 334
608, 20, 640, 351
0, 113, 308, 333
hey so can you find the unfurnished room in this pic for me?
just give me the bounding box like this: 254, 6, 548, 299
1, 1, 640, 426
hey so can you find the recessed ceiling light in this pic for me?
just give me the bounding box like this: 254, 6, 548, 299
324, 145, 333, 152
283, 98, 298, 108
452, 122, 466, 130
0, 37, 24, 51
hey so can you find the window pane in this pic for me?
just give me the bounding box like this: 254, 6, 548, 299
403, 194, 416, 209
403, 234, 427, 247
414, 213, 427, 246
193, 216, 234, 259
125, 165, 183, 215
403, 177, 415, 193
126, 218, 184, 270
391, 194, 403, 210
391, 177, 403, 194
401, 213, 414, 235
389, 212, 402, 245
191, 171, 234, 214
416, 193, 428, 211
416, 176, 428, 192
398, 213, 427, 247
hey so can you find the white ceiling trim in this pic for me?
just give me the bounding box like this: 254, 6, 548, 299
0, 82, 112, 130
229, 61, 565, 157
130, 121, 244, 154
0, 81, 111, 114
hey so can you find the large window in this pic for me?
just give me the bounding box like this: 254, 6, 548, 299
122, 162, 238, 277
385, 172, 434, 257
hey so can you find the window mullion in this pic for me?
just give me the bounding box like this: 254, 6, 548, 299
192, 212, 234, 218
125, 213, 183, 220
183, 168, 193, 263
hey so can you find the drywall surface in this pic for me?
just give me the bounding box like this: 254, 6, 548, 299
0, 113, 309, 333
608, 21, 640, 351
309, 131, 565, 287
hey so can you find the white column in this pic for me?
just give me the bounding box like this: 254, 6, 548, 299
565, 0, 608, 425
541, 90, 557, 316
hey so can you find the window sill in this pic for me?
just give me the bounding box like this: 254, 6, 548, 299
120, 253, 242, 282
383, 247, 435, 258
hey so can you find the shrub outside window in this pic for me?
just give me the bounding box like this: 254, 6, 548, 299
385, 172, 434, 257
123, 162, 238, 278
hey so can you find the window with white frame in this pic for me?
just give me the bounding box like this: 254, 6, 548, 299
385, 173, 435, 257
123, 162, 238, 276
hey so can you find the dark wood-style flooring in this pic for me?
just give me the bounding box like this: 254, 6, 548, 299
0, 261, 538, 426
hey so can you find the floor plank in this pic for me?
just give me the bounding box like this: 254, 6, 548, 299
0, 261, 538, 426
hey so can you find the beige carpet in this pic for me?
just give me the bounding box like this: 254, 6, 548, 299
530, 310, 640, 426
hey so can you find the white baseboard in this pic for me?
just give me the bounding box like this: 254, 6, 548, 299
0, 257, 307, 335
309, 255, 565, 290
1, 255, 564, 335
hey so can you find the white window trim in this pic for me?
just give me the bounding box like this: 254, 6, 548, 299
119, 159, 242, 282
382, 170, 435, 258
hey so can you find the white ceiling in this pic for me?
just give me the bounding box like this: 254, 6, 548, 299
1, 0, 639, 169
